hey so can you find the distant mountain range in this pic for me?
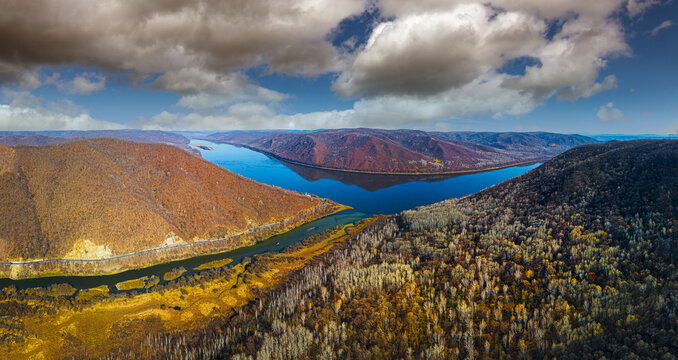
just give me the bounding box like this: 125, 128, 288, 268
0, 130, 200, 156
0, 138, 336, 277
199, 129, 597, 174
587, 133, 678, 142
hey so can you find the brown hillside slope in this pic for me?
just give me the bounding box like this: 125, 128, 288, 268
0, 130, 201, 156
0, 138, 330, 262
205, 129, 598, 174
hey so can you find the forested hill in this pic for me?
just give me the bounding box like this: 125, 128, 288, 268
466, 139, 677, 221
0, 130, 200, 156
183, 140, 677, 359
201, 129, 597, 174
0, 138, 330, 263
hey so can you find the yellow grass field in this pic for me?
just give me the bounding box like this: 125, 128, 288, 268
2, 219, 375, 359
162, 267, 187, 281
193, 258, 233, 271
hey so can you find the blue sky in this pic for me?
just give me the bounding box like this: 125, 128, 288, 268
0, 0, 676, 134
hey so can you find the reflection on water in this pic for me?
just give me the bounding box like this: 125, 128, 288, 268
195, 140, 541, 215
0, 141, 540, 290
281, 161, 463, 192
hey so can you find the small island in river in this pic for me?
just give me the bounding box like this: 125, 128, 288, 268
191, 143, 215, 151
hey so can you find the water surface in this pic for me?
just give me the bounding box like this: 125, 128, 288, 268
0, 210, 366, 291
194, 140, 541, 215
1, 142, 539, 290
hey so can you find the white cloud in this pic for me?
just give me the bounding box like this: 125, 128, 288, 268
379, 0, 630, 20
139, 72, 541, 130
16, 71, 42, 90
597, 102, 625, 122
44, 72, 106, 95
0, 104, 124, 131
330, 1, 629, 126
0, 0, 658, 130
347, 73, 540, 126
626, 0, 660, 17
152, 68, 249, 95
0, 90, 122, 130
649, 20, 674, 36
333, 4, 546, 97
139, 109, 339, 131
507, 17, 628, 100
68, 73, 106, 94
558, 75, 619, 101
153, 68, 287, 110
2, 90, 40, 108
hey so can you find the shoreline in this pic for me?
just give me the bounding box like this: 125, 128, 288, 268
0, 202, 351, 280
190, 143, 215, 151
222, 143, 547, 176
2, 216, 378, 359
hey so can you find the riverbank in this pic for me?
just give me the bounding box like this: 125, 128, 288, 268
191, 143, 214, 150
0, 216, 379, 359
0, 201, 350, 280
226, 143, 546, 176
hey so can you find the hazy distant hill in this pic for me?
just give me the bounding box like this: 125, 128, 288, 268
0, 130, 200, 156
588, 133, 678, 142
207, 139, 678, 359
201, 130, 300, 145
202, 128, 597, 174
0, 138, 329, 263
435, 131, 594, 152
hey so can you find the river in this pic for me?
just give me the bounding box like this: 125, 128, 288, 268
195, 140, 541, 215
0, 141, 540, 291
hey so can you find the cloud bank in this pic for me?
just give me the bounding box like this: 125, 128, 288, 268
0, 0, 661, 130
0, 91, 123, 131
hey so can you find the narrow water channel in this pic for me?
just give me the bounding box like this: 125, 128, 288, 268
0, 210, 367, 291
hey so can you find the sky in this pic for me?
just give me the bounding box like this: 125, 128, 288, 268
0, 0, 676, 134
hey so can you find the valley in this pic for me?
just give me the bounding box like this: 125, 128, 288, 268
200, 129, 596, 174
0, 137, 674, 360
1, 1, 675, 358
0, 138, 341, 279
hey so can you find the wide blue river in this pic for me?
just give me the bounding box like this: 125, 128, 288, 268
0, 141, 539, 290
194, 140, 540, 215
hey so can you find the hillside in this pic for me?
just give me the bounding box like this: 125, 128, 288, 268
2, 140, 676, 359
0, 130, 200, 156
203, 128, 597, 174
0, 138, 338, 273
436, 131, 595, 153
167, 140, 675, 359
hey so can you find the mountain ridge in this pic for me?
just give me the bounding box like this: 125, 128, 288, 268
0, 138, 341, 278
201, 128, 598, 174
0, 129, 200, 156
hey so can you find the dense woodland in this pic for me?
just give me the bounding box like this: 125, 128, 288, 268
1, 140, 676, 359
63, 139, 672, 359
